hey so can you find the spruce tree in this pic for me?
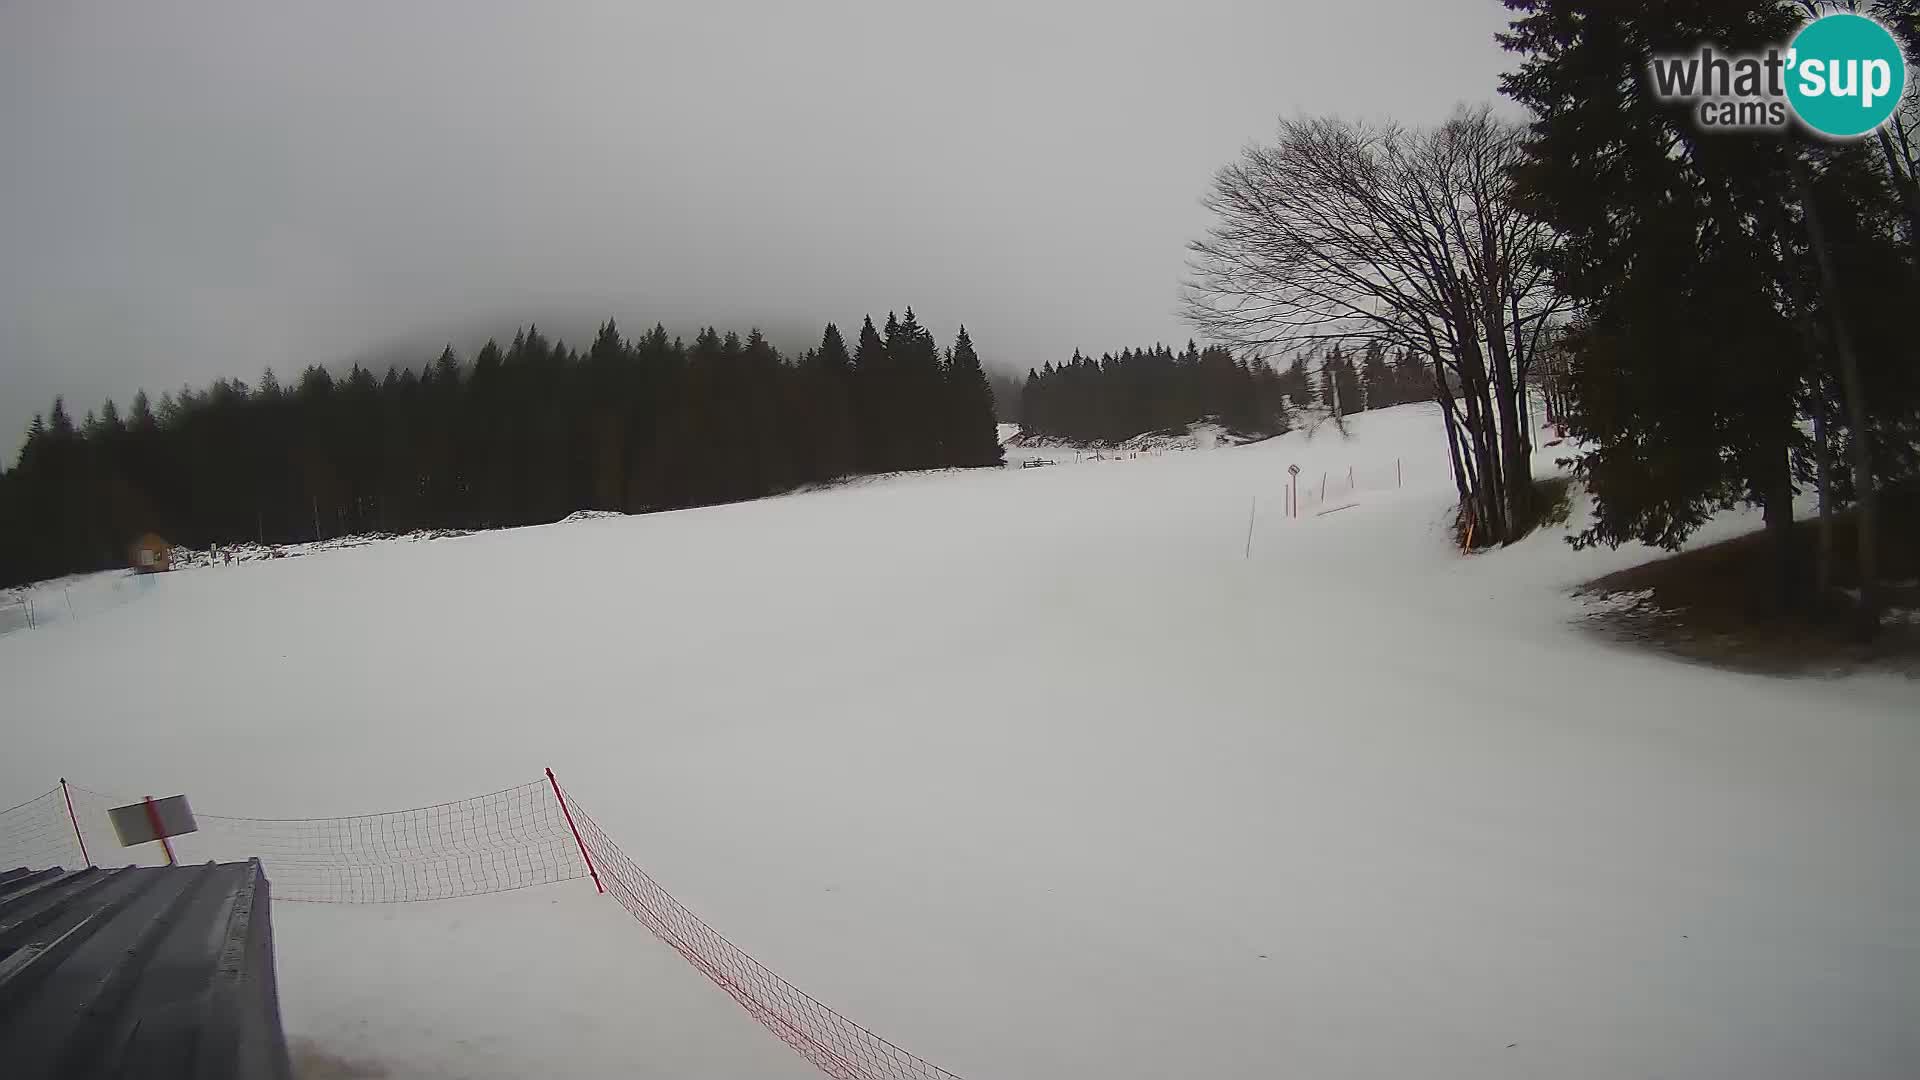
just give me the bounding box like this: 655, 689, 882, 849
852, 315, 892, 471
944, 326, 1005, 466
1334, 351, 1363, 418
127, 392, 154, 433
1360, 340, 1393, 409
806, 323, 858, 480
1497, 0, 1909, 609
890, 308, 945, 468
1281, 357, 1316, 406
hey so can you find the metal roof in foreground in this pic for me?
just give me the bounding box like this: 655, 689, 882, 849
0, 860, 292, 1080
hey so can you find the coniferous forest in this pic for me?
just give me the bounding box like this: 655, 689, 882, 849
1018, 343, 1290, 443
0, 309, 1001, 586
1017, 340, 1433, 444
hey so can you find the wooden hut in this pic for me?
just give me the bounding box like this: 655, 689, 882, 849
129, 533, 172, 574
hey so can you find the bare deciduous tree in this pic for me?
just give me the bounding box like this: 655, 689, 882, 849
1183, 105, 1567, 545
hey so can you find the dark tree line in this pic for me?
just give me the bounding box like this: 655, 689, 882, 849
0, 308, 1002, 586
1360, 341, 1436, 412
1502, 0, 1920, 627
1303, 342, 1434, 418
1017, 342, 1291, 443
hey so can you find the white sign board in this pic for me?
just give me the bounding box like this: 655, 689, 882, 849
109, 795, 199, 847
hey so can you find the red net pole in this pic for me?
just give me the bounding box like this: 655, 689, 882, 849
144, 795, 176, 866
60, 778, 91, 867
547, 768, 603, 894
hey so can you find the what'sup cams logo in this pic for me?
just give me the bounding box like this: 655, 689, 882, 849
1649, 12, 1908, 138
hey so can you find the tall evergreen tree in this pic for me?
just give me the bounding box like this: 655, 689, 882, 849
1500, 0, 1920, 618
802, 323, 858, 481
1318, 346, 1362, 418
851, 315, 893, 472
1279, 357, 1316, 406
1360, 340, 1394, 409
943, 326, 1005, 466
890, 308, 945, 469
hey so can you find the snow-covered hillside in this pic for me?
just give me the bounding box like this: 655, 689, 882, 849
167, 527, 474, 570
999, 419, 1269, 467
1, 402, 1913, 1079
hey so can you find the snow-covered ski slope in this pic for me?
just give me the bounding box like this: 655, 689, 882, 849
2, 402, 1914, 1079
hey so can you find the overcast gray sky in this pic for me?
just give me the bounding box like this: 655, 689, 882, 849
1, 1, 1515, 454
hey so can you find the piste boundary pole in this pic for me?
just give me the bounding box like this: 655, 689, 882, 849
60, 778, 91, 867
547, 767, 604, 893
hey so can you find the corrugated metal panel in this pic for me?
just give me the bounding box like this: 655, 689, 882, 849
0, 860, 292, 1080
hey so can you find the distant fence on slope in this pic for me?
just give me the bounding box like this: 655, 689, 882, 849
1286, 458, 1412, 516
0, 572, 159, 640
0, 773, 966, 1080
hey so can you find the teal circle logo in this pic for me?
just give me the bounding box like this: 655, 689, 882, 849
1786, 13, 1907, 138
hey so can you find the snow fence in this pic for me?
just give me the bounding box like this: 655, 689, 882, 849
0, 571, 158, 639
1, 775, 966, 1080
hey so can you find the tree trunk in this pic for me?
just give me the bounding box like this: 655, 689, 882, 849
1433, 354, 1476, 525
1813, 392, 1833, 597
1455, 372, 1491, 534
1483, 310, 1533, 534
1793, 156, 1881, 634
1758, 407, 1799, 613
1464, 375, 1504, 543
1451, 302, 1506, 543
